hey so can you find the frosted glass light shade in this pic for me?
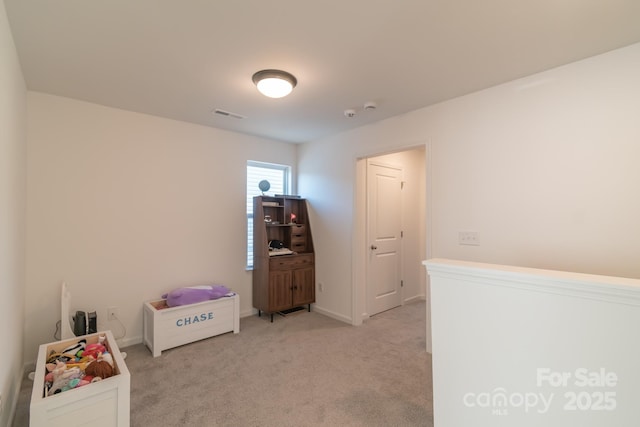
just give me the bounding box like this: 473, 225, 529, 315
252, 70, 297, 98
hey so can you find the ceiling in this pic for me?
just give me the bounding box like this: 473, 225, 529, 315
5, 1, 640, 143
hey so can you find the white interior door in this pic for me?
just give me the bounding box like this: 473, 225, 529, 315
367, 161, 403, 316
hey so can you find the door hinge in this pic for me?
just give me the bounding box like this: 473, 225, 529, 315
401, 280, 404, 287
401, 181, 405, 189
401, 230, 404, 238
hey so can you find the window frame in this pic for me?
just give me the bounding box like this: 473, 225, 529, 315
246, 161, 291, 269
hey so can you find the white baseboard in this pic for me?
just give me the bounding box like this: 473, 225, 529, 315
241, 308, 257, 318
312, 305, 352, 324
117, 335, 142, 348
404, 294, 426, 304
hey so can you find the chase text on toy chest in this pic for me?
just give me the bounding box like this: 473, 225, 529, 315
176, 311, 214, 327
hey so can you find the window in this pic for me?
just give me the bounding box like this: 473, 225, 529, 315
246, 161, 290, 268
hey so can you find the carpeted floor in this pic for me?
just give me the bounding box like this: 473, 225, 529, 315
13, 301, 433, 426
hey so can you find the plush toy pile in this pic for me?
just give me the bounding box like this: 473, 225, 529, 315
44, 334, 115, 396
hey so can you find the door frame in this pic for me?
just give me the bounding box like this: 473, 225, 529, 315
352, 142, 433, 351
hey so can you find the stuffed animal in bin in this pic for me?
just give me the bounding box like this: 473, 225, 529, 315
81, 334, 107, 359
82, 343, 107, 359
85, 360, 114, 380
162, 285, 231, 307
46, 361, 82, 396
61, 339, 86, 358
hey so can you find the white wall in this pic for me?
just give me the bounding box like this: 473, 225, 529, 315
426, 259, 640, 426
299, 42, 640, 323
25, 92, 297, 361
0, 2, 26, 425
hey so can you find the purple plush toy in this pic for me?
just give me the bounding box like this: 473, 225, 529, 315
162, 285, 231, 307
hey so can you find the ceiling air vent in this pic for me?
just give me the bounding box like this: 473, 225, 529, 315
212, 109, 246, 119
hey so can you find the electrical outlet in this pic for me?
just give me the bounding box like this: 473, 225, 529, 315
459, 231, 480, 246
107, 307, 119, 320
318, 282, 324, 292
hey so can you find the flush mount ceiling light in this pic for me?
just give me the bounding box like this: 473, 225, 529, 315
252, 69, 297, 98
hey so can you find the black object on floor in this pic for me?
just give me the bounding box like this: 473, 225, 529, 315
278, 306, 306, 316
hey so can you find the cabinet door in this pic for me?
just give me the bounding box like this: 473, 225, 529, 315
269, 270, 292, 312
292, 267, 315, 306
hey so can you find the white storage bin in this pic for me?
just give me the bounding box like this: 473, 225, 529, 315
143, 293, 239, 357
30, 330, 130, 427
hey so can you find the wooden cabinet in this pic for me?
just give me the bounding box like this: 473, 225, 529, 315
252, 196, 315, 322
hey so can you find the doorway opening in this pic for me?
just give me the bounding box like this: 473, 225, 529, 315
353, 145, 431, 350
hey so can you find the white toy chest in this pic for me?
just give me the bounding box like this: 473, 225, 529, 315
30, 330, 130, 427
143, 293, 239, 357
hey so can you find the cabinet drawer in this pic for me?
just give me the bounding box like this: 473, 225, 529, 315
270, 254, 313, 270
291, 224, 306, 234
290, 234, 305, 245
291, 242, 306, 252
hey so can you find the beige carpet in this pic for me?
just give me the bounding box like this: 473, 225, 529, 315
13, 301, 433, 427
